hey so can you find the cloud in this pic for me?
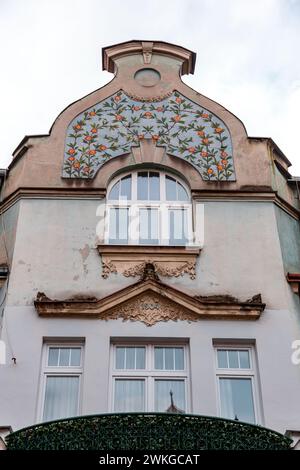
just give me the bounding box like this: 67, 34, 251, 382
0, 0, 299, 174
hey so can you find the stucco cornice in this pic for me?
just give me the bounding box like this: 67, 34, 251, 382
0, 187, 299, 221
102, 40, 196, 75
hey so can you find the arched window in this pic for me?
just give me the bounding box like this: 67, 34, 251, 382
106, 170, 193, 246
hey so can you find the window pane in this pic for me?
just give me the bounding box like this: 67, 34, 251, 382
154, 347, 164, 370
174, 348, 184, 370
239, 351, 250, 369
177, 182, 189, 201
70, 348, 81, 366
135, 347, 146, 369
139, 209, 158, 244
155, 380, 185, 412
118, 208, 128, 241
228, 350, 239, 369
165, 348, 174, 370
120, 175, 132, 200
43, 376, 79, 422
109, 208, 128, 243
59, 348, 70, 366
149, 172, 160, 200
125, 347, 135, 369
169, 209, 187, 244
137, 172, 148, 200
108, 180, 120, 200
166, 175, 177, 201
219, 378, 255, 424
48, 348, 59, 366
217, 350, 228, 368
139, 209, 149, 240
114, 380, 145, 412
116, 347, 125, 369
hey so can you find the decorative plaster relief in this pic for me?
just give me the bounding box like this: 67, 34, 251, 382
123, 261, 196, 280
63, 90, 235, 181
108, 293, 199, 326
97, 245, 200, 280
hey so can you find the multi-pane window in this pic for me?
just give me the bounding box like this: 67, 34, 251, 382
106, 171, 192, 245
111, 344, 189, 413
40, 345, 83, 422
215, 347, 257, 424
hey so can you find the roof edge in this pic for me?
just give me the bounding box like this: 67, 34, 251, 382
102, 39, 196, 75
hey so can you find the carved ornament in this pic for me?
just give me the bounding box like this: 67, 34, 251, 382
97, 245, 200, 280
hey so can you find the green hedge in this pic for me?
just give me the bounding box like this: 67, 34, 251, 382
7, 413, 292, 450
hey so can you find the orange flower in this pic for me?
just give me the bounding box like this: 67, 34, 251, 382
68, 156, 75, 161
197, 130, 205, 137
84, 135, 92, 142
202, 138, 209, 145
221, 159, 228, 165
91, 128, 98, 134
99, 144, 107, 151
172, 115, 181, 122
217, 164, 223, 171
115, 114, 124, 121
156, 106, 163, 112
138, 134, 144, 140
74, 124, 82, 130
215, 127, 224, 134
114, 95, 121, 102
144, 111, 153, 119
175, 97, 182, 103
220, 151, 228, 157
201, 151, 208, 157
152, 135, 159, 141
73, 162, 81, 169
133, 106, 141, 111
188, 147, 196, 153
201, 113, 209, 119
207, 168, 214, 174
88, 149, 96, 156
68, 148, 76, 155
89, 111, 96, 117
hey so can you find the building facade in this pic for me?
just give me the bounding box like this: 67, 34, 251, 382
0, 40, 300, 449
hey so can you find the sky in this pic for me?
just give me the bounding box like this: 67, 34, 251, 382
0, 0, 300, 174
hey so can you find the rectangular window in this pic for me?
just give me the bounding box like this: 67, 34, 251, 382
40, 343, 83, 422
215, 346, 257, 424
114, 379, 145, 412
109, 208, 128, 244
115, 346, 146, 370
154, 346, 184, 370
139, 208, 159, 244
111, 342, 189, 413
168, 209, 188, 245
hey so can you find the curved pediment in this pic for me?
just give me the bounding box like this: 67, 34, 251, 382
34, 264, 264, 325
63, 90, 235, 181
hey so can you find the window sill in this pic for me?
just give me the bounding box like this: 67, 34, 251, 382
97, 244, 201, 279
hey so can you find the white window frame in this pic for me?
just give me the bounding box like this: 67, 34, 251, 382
109, 341, 190, 413
214, 345, 261, 424
38, 342, 84, 423
104, 171, 195, 246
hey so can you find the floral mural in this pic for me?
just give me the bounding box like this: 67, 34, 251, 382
63, 90, 235, 181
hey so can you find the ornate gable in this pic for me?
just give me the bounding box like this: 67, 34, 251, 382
35, 264, 265, 325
